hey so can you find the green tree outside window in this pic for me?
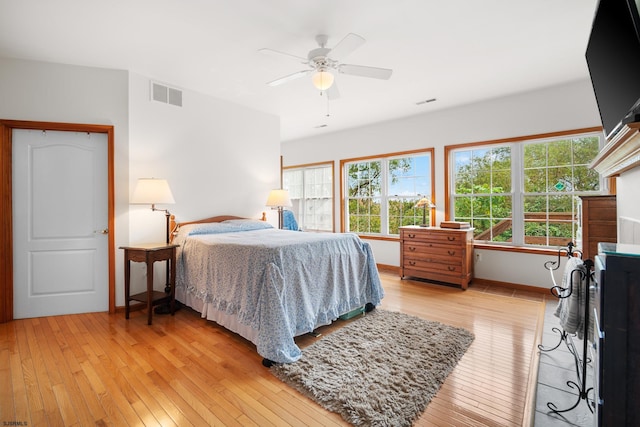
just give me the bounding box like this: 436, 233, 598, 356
451, 134, 602, 247
346, 152, 433, 235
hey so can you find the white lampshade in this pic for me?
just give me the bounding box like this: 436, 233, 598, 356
131, 178, 175, 204
312, 70, 334, 91
265, 189, 292, 208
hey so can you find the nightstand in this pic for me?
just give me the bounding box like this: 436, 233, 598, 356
120, 243, 179, 325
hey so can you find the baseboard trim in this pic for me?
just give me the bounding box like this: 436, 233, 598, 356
376, 264, 400, 275
471, 278, 549, 294
114, 303, 144, 314
377, 265, 550, 294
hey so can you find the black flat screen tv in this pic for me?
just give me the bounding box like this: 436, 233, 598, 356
586, 0, 640, 140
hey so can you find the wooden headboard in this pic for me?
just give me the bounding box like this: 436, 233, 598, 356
169, 212, 267, 243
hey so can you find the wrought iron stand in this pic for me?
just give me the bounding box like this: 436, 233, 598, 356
539, 243, 595, 414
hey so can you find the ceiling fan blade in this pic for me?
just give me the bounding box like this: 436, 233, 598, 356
326, 82, 340, 100
339, 64, 393, 80
266, 69, 312, 86
258, 48, 308, 64
327, 33, 365, 61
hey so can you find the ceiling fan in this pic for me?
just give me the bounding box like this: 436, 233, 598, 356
259, 33, 393, 100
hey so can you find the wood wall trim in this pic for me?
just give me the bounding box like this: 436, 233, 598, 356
471, 277, 549, 294
0, 119, 116, 323
340, 159, 345, 233
0, 123, 12, 323
444, 126, 602, 152
340, 147, 438, 164
473, 243, 560, 256
376, 264, 400, 275
444, 141, 451, 221
106, 126, 115, 315
283, 160, 334, 170
357, 235, 400, 242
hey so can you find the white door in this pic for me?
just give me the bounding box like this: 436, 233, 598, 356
12, 129, 109, 318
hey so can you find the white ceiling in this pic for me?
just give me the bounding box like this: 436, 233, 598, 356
0, 0, 599, 141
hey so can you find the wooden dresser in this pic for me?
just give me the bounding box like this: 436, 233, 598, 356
399, 226, 474, 289
578, 195, 616, 261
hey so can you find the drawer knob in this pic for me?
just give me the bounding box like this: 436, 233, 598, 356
447, 236, 456, 241
409, 246, 416, 252
448, 250, 456, 256
408, 234, 416, 238
409, 261, 416, 266
447, 266, 456, 271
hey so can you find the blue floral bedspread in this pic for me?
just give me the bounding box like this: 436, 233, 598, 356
173, 220, 384, 363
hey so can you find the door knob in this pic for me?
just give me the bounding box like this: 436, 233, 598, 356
95, 229, 109, 234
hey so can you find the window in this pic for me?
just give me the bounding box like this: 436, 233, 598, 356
283, 162, 333, 231
342, 149, 434, 236
448, 129, 603, 247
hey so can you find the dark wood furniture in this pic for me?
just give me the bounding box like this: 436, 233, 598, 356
593, 243, 640, 427
399, 226, 474, 289
578, 195, 617, 261
121, 243, 179, 325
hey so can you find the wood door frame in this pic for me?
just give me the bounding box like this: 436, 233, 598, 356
0, 120, 116, 323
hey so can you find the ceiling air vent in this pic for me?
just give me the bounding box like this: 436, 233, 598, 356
416, 98, 437, 106
151, 81, 183, 107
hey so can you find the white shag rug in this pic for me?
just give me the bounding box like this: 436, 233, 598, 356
270, 309, 475, 426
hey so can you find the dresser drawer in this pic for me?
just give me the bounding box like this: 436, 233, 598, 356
401, 230, 466, 246
402, 242, 463, 264
403, 259, 463, 275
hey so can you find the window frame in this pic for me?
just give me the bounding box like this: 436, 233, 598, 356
283, 161, 335, 232
340, 148, 435, 239
445, 127, 607, 249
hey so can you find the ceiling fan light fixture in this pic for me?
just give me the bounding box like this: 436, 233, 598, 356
312, 70, 334, 91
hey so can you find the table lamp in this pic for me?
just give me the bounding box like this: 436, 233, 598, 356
414, 197, 435, 227
266, 189, 292, 229
131, 178, 175, 243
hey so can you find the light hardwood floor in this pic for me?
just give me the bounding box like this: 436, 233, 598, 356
1, 272, 548, 426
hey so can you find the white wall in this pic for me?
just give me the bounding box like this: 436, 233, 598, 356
616, 167, 640, 244
282, 79, 602, 288
616, 167, 640, 221
0, 57, 131, 304
127, 73, 281, 299
128, 72, 281, 243
0, 58, 281, 307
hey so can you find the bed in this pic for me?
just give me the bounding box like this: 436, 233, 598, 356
170, 215, 384, 365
